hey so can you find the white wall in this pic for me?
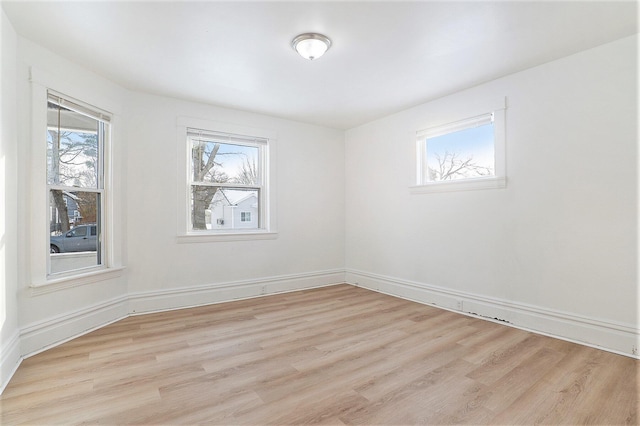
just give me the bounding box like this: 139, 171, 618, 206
14, 38, 129, 356
124, 92, 345, 312
6, 32, 346, 363
0, 13, 636, 394
345, 35, 638, 355
0, 8, 21, 393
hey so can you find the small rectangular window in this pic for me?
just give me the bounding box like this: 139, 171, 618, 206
425, 114, 495, 182
414, 106, 506, 193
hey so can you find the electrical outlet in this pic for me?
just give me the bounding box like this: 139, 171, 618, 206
456, 300, 463, 311
632, 346, 638, 356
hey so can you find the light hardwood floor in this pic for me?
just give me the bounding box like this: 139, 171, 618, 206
1, 284, 637, 425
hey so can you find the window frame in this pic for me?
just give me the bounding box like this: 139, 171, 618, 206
46, 91, 108, 277
176, 117, 277, 242
187, 128, 265, 232
411, 99, 507, 194
29, 67, 124, 291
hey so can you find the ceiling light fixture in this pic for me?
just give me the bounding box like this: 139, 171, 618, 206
291, 33, 332, 60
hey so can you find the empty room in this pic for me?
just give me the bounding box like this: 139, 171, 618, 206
0, 1, 638, 424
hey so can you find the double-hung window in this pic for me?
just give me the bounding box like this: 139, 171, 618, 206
47, 92, 109, 275
187, 128, 267, 232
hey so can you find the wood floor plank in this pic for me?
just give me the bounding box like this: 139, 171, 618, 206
465, 333, 549, 385
340, 358, 479, 424
1, 284, 637, 425
481, 346, 565, 412
572, 352, 639, 425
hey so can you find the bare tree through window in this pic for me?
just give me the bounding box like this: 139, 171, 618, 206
47, 102, 100, 233
190, 136, 261, 230
424, 118, 495, 183
428, 150, 493, 181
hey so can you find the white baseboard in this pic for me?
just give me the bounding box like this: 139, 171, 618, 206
0, 269, 345, 395
0, 331, 22, 395
20, 295, 130, 358
18, 268, 346, 360
346, 269, 639, 359
128, 269, 346, 315
5, 266, 634, 396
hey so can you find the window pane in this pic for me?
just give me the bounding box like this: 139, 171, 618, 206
47, 101, 100, 188
426, 123, 495, 181
49, 190, 101, 274
191, 140, 259, 185
69, 227, 87, 237
191, 186, 259, 231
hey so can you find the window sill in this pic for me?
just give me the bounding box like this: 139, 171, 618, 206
176, 231, 278, 243
410, 176, 506, 194
30, 266, 126, 296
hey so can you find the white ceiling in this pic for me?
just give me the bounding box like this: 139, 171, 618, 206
2, 1, 637, 129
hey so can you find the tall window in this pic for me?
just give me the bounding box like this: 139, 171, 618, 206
47, 92, 109, 275
188, 128, 267, 232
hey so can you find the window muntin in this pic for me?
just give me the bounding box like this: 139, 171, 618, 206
47, 92, 109, 275
188, 128, 267, 232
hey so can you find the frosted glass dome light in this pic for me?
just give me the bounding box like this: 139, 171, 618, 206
291, 33, 332, 60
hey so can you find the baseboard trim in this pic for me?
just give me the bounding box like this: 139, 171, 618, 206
1, 269, 346, 395
6, 265, 634, 396
128, 269, 346, 315
18, 269, 346, 359
0, 331, 22, 395
346, 269, 639, 358
20, 295, 130, 358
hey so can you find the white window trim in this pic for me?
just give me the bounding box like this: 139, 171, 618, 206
30, 267, 126, 296
176, 117, 278, 242
46, 91, 109, 277
411, 97, 507, 194
29, 67, 123, 289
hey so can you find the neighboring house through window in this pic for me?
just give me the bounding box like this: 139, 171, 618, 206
188, 128, 267, 232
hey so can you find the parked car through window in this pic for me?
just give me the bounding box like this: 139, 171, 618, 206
50, 224, 97, 253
